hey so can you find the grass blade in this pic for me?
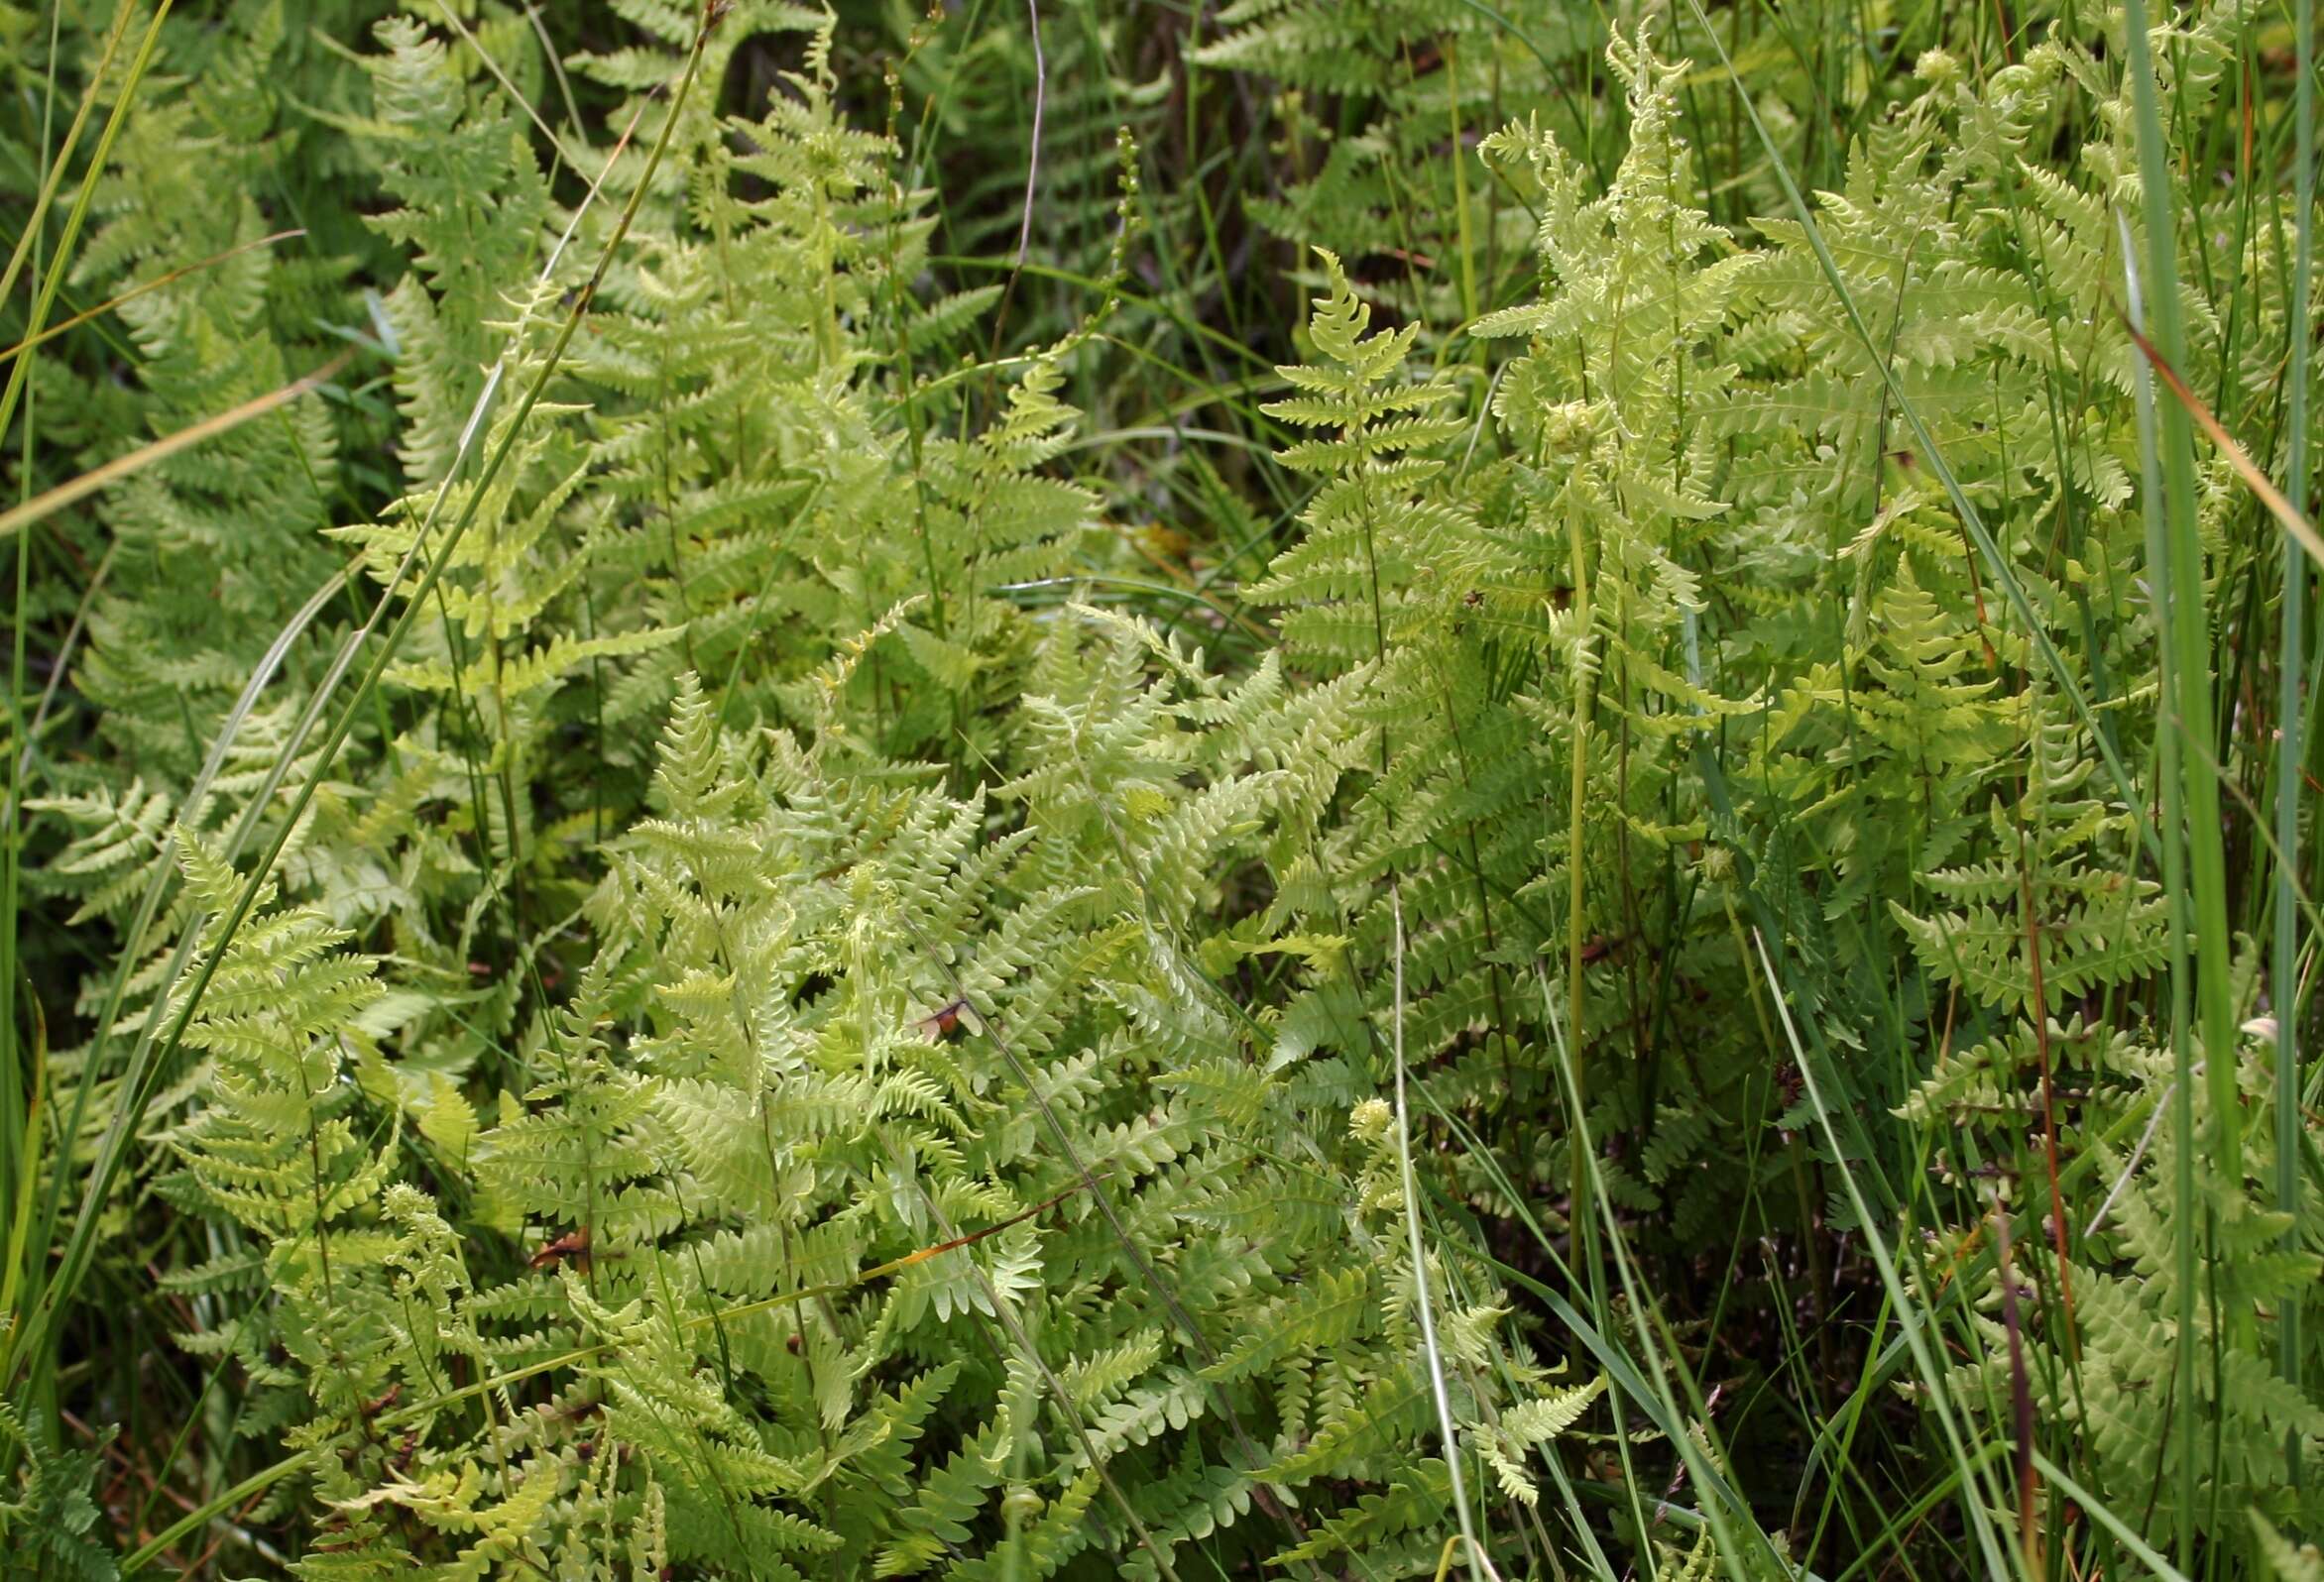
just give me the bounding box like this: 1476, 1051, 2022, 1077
0, 349, 354, 543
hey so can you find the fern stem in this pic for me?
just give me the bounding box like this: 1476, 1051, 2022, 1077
1564, 482, 1592, 1261
2014, 768, 2080, 1362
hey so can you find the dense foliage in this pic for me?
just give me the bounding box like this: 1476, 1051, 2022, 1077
2, 0, 2320, 1577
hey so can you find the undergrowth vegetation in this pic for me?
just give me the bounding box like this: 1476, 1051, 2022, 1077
2, 0, 2320, 1576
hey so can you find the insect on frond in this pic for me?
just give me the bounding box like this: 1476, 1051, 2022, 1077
529, 1228, 590, 1272
913, 997, 984, 1043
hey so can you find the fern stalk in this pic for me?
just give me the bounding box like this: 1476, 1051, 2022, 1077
1563, 487, 1593, 1263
